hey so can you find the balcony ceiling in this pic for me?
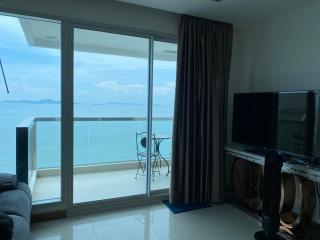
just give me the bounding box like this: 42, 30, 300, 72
19, 19, 177, 61
117, 0, 320, 24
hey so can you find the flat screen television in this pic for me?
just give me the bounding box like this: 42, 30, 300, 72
232, 92, 278, 149
232, 91, 320, 164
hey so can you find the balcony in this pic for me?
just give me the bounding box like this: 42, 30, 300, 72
16, 117, 172, 204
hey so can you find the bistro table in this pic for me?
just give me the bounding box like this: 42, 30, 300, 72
153, 135, 171, 175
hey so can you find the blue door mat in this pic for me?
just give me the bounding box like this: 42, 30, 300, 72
163, 200, 212, 214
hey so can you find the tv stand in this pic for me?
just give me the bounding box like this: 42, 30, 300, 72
225, 144, 320, 239
245, 147, 267, 156
225, 145, 320, 183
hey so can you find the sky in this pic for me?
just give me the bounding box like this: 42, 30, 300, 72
0, 15, 177, 107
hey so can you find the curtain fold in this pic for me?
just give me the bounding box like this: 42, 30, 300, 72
170, 15, 233, 204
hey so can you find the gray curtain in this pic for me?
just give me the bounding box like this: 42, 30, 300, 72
170, 15, 233, 204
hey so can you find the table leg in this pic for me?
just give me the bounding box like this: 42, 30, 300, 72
154, 138, 170, 175
160, 153, 170, 176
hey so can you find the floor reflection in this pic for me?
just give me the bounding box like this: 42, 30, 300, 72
31, 203, 260, 240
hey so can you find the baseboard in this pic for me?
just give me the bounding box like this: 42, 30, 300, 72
31, 210, 66, 223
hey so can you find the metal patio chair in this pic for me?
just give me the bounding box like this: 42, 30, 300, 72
135, 132, 160, 181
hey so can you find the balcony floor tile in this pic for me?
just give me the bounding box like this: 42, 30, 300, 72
33, 167, 170, 203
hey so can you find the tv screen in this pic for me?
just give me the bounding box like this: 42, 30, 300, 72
232, 91, 317, 159
232, 92, 278, 149
276, 92, 314, 157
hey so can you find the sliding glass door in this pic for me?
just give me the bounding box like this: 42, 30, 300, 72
0, 10, 177, 208
73, 28, 149, 203
0, 13, 61, 204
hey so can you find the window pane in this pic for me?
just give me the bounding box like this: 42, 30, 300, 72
151, 41, 177, 191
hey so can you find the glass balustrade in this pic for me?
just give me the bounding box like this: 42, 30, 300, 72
16, 117, 173, 203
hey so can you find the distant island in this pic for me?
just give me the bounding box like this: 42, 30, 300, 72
0, 99, 61, 104
0, 99, 150, 106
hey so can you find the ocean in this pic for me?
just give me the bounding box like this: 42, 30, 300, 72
0, 102, 173, 173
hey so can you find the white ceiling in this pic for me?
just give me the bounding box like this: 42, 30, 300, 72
117, 0, 320, 24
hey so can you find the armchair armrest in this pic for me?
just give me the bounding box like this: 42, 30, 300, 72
0, 174, 17, 192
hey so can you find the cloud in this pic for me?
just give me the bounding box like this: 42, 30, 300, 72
95, 81, 117, 89
0, 61, 60, 100
154, 60, 177, 70
94, 81, 147, 95
74, 51, 148, 72
0, 80, 59, 100
154, 82, 175, 96
94, 81, 176, 97
5, 63, 60, 84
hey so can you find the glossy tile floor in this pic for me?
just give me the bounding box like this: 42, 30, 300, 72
31, 203, 261, 240
33, 167, 170, 203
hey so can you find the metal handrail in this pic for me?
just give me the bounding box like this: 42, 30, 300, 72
17, 116, 173, 128
34, 116, 172, 122
16, 117, 36, 128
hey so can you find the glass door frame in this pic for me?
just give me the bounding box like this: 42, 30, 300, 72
66, 21, 177, 211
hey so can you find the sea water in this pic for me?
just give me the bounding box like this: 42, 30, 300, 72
0, 102, 173, 173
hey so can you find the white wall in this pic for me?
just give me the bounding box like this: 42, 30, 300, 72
227, 26, 258, 143
228, 0, 320, 143
250, 1, 320, 92
0, 0, 180, 38
234, 0, 320, 93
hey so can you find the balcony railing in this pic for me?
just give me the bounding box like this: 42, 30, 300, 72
16, 117, 173, 185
